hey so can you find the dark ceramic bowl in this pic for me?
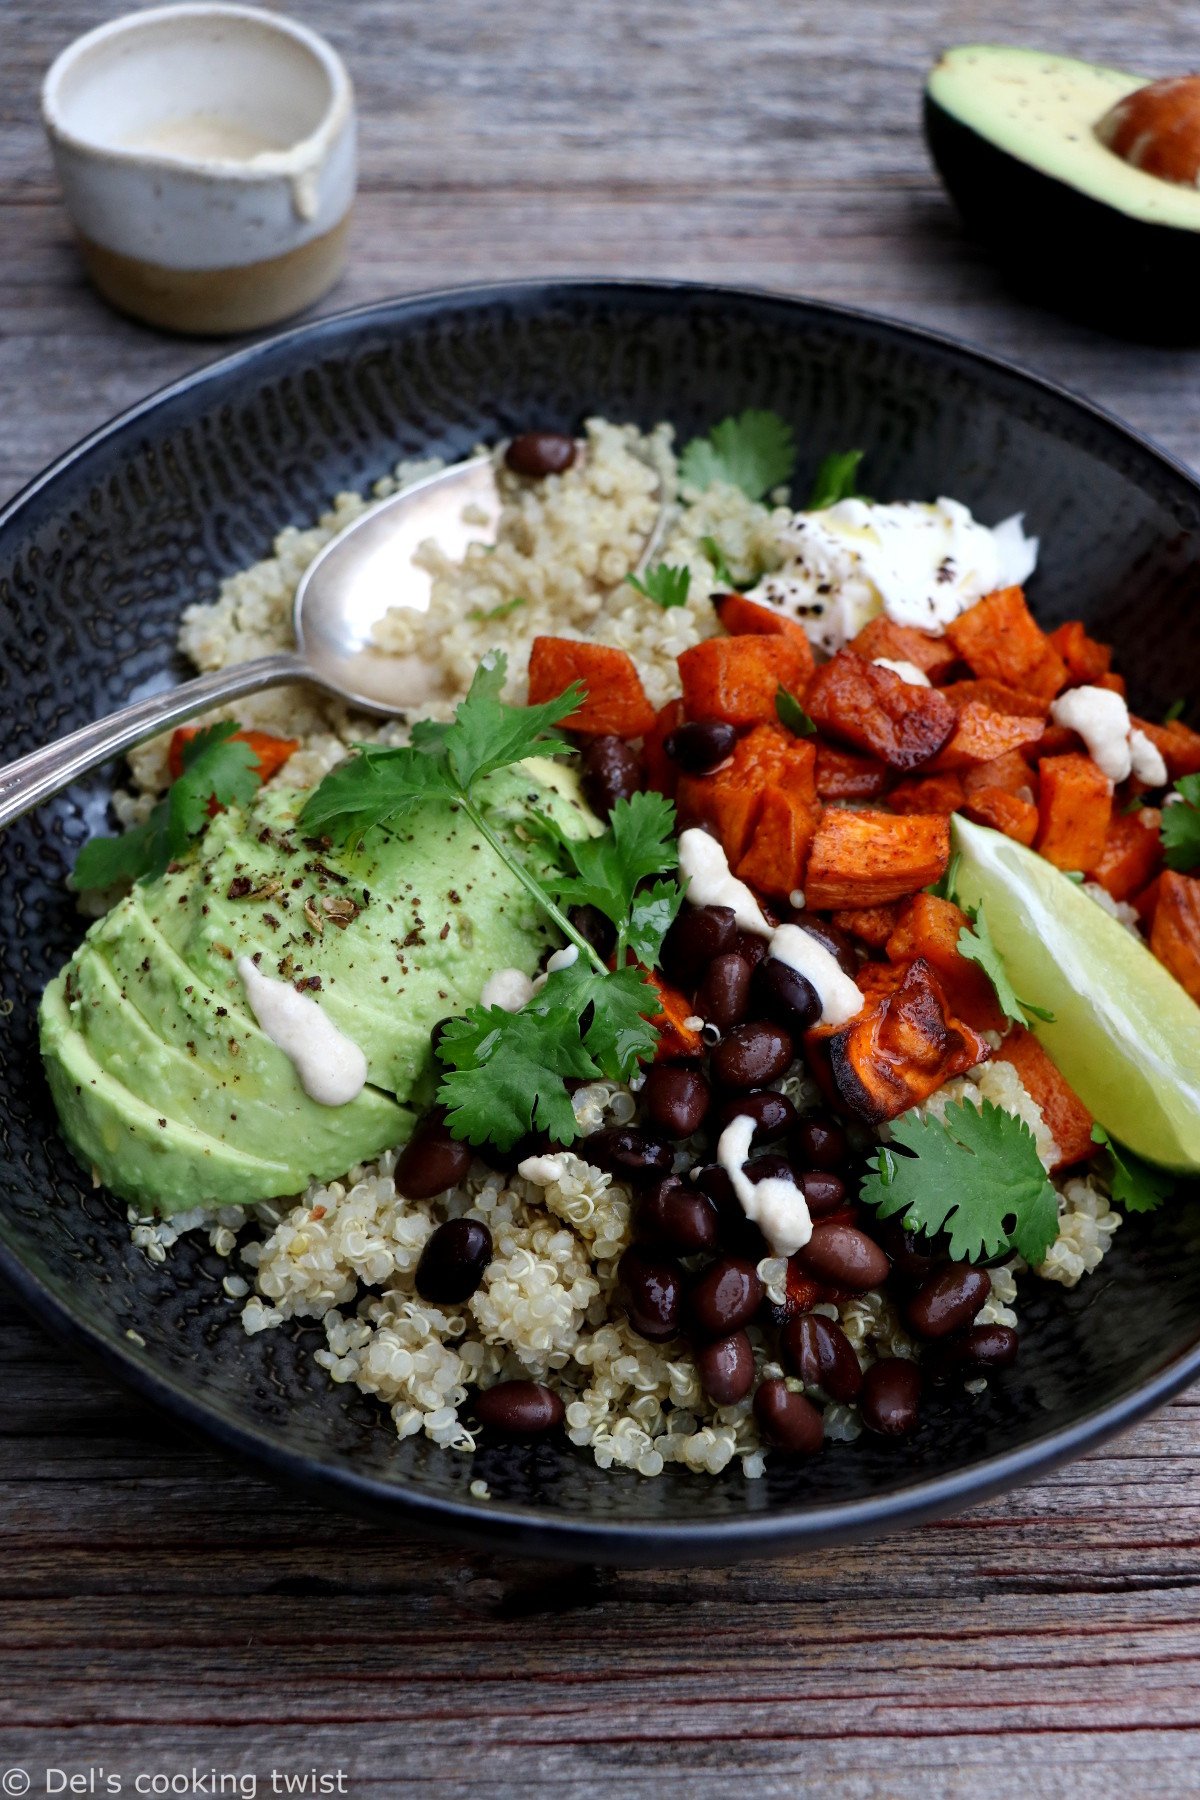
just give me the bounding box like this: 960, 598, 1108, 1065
3, 280, 1199, 1563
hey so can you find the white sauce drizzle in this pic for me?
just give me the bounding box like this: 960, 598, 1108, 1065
1049, 685, 1168, 788
480, 967, 535, 1012
767, 924, 865, 1029
717, 1114, 813, 1257
237, 956, 367, 1107
873, 656, 931, 687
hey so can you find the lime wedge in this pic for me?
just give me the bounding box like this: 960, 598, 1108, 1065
950, 815, 1200, 1172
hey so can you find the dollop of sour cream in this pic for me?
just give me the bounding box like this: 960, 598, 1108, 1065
677, 829, 864, 1026
745, 497, 1038, 656
873, 656, 931, 687
717, 1114, 813, 1258
479, 967, 536, 1011
237, 956, 367, 1107
1049, 685, 1168, 787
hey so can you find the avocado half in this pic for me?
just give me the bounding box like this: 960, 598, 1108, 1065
925, 45, 1200, 340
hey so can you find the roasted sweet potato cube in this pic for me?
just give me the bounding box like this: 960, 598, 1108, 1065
649, 974, 704, 1061
849, 615, 958, 682
1130, 716, 1200, 780
994, 1027, 1094, 1171
940, 678, 1051, 720
945, 587, 1067, 702
1049, 619, 1112, 687
528, 637, 657, 737
959, 785, 1039, 846
805, 810, 951, 908
1093, 671, 1127, 697
1036, 753, 1113, 871
813, 958, 990, 1123
805, 651, 955, 772
815, 743, 890, 800
715, 592, 817, 658
677, 635, 813, 727
642, 698, 684, 798
888, 772, 966, 816
962, 749, 1037, 797
1150, 871, 1200, 1005
831, 904, 902, 949
885, 892, 1005, 1033
1088, 807, 1163, 902
676, 725, 816, 865
736, 785, 819, 897
932, 702, 1045, 770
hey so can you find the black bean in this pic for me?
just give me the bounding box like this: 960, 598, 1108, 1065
660, 904, 737, 987
396, 1112, 473, 1198
732, 929, 769, 970
584, 1126, 674, 1183
690, 1256, 764, 1337
710, 1021, 794, 1090
504, 431, 577, 477
956, 1323, 1019, 1370
619, 1246, 684, 1341
713, 1088, 797, 1143
695, 1330, 756, 1406
753, 1378, 824, 1453
800, 1221, 889, 1291
797, 918, 859, 978
580, 734, 641, 819
860, 1358, 921, 1437
782, 1313, 863, 1402
695, 951, 754, 1031
569, 902, 617, 960
664, 719, 738, 774
415, 1218, 493, 1305
797, 1170, 847, 1218
642, 1063, 711, 1138
475, 1380, 565, 1436
753, 956, 821, 1030
878, 1220, 942, 1284
638, 1178, 720, 1254
906, 1265, 992, 1339
745, 1152, 793, 1185
792, 1114, 848, 1171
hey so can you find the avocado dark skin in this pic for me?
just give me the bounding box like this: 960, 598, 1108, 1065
925, 93, 1200, 344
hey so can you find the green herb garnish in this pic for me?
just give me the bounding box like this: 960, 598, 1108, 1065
1164, 698, 1186, 724
542, 789, 683, 968
1090, 1125, 1172, 1213
625, 563, 691, 610
957, 902, 1055, 1027
678, 410, 796, 502
1162, 773, 1200, 872
700, 535, 736, 589
808, 448, 866, 510
74, 723, 262, 890
862, 1099, 1060, 1265
467, 595, 527, 623
775, 684, 817, 738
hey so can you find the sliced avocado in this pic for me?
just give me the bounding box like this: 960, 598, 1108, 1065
925, 46, 1200, 339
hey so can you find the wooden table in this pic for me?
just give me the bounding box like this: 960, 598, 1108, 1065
4, 2, 1200, 1791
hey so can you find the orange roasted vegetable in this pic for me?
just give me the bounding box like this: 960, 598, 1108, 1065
527, 637, 657, 737
648, 974, 704, 1061
994, 1027, 1094, 1171
810, 958, 990, 1123
1088, 807, 1163, 902
736, 785, 819, 897
1049, 619, 1112, 687
932, 701, 1045, 770
642, 698, 684, 797
831, 904, 901, 949
1130, 716, 1200, 779
848, 615, 958, 682
815, 743, 890, 800
940, 677, 1052, 720
885, 892, 1005, 1033
1150, 871, 1200, 1005
677, 634, 814, 727
959, 785, 1039, 847
805, 809, 951, 908
805, 651, 956, 772
945, 586, 1067, 702
714, 592, 818, 657
1093, 671, 1127, 697
676, 724, 816, 865
1035, 753, 1113, 871
168, 725, 299, 785
961, 749, 1036, 797
888, 771, 966, 816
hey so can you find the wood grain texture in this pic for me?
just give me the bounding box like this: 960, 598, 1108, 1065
3, 0, 1200, 1792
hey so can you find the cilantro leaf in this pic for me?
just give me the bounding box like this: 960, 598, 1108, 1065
546, 959, 661, 1080
439, 653, 581, 790
73, 722, 261, 890
1091, 1124, 1173, 1214
1162, 773, 1200, 872
700, 535, 736, 589
678, 410, 796, 502
436, 1003, 597, 1149
862, 1099, 1060, 1265
1164, 698, 1186, 724
776, 684, 817, 738
543, 790, 683, 965
467, 596, 526, 623
956, 902, 1054, 1027
299, 739, 452, 838
625, 563, 691, 610
808, 449, 866, 510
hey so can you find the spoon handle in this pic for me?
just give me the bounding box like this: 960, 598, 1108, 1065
0, 650, 309, 833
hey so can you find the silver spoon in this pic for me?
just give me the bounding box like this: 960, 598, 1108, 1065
0, 450, 669, 832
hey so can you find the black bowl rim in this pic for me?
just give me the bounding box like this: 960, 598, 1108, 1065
3, 274, 1199, 1562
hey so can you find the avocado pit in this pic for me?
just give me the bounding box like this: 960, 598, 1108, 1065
1096, 74, 1200, 187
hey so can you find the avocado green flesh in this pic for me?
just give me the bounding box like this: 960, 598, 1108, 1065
927, 46, 1200, 231
41, 759, 599, 1214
